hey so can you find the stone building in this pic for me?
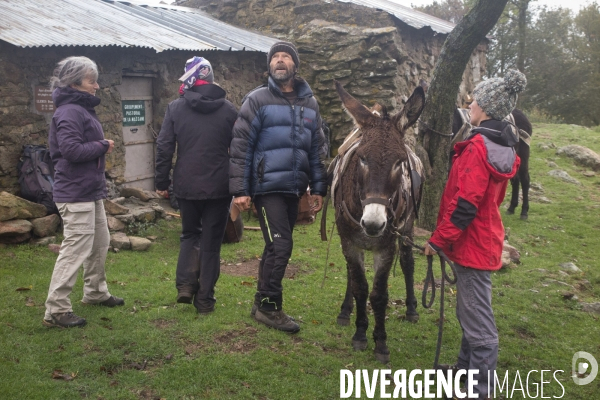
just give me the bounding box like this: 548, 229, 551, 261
0, 0, 277, 195
0, 0, 489, 197
186, 0, 488, 150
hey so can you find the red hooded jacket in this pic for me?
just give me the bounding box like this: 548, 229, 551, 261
429, 119, 521, 270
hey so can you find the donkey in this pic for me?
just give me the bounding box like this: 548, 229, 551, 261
332, 81, 425, 363
452, 107, 533, 219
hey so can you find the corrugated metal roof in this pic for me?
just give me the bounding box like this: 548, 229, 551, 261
104, 1, 278, 52
0, 0, 278, 53
337, 0, 455, 34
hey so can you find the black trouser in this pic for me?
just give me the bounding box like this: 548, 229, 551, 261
254, 194, 299, 311
176, 197, 230, 311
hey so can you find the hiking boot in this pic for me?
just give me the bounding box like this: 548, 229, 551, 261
250, 298, 260, 317
83, 295, 124, 307
436, 363, 467, 383
251, 301, 295, 321
196, 306, 215, 314
445, 387, 471, 400
177, 291, 193, 304
42, 312, 86, 328
254, 309, 300, 333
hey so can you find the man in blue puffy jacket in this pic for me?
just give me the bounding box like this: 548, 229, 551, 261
230, 41, 327, 333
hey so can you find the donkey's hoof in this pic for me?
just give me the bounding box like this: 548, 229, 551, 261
404, 313, 419, 323
506, 208, 515, 215
352, 340, 368, 351
375, 351, 390, 364
337, 316, 351, 326
520, 214, 528, 220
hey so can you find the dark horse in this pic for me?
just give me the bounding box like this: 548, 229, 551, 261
452, 107, 533, 219
332, 81, 425, 363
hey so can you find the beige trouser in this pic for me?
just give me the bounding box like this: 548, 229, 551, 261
44, 200, 111, 319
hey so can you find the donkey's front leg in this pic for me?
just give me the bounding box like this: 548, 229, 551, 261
399, 238, 419, 322
337, 264, 354, 326
341, 239, 368, 351
371, 248, 394, 363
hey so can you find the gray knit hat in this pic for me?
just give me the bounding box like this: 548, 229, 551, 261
472, 69, 527, 120
267, 41, 300, 68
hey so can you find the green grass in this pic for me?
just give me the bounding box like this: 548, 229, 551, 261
1, 122, 599, 399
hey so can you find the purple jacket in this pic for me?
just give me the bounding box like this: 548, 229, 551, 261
49, 87, 110, 203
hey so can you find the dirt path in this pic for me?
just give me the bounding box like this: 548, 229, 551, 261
220, 259, 299, 278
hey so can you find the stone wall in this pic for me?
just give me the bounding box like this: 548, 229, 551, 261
187, 0, 487, 151
0, 41, 266, 194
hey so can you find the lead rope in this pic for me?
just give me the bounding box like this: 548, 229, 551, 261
320, 218, 338, 289
401, 236, 457, 369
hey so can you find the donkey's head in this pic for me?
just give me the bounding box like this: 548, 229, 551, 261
335, 80, 425, 237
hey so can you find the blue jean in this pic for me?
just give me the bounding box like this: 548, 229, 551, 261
455, 265, 498, 399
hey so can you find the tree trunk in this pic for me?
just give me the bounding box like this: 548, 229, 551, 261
517, 0, 530, 72
416, 0, 509, 230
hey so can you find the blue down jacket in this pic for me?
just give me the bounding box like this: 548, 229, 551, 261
229, 77, 327, 197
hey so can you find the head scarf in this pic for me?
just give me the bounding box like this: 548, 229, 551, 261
178, 57, 214, 94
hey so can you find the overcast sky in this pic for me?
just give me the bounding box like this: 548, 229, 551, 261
393, 0, 595, 13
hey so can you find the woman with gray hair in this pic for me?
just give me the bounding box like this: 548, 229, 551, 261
43, 56, 124, 329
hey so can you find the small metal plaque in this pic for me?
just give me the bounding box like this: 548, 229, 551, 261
34, 86, 55, 113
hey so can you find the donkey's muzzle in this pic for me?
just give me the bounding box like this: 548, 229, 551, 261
361, 219, 386, 237
360, 203, 388, 237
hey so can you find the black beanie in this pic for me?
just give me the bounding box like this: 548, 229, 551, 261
267, 41, 300, 68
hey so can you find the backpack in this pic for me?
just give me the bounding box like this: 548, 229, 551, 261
17, 145, 58, 215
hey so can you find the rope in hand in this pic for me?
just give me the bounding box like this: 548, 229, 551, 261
401, 236, 457, 369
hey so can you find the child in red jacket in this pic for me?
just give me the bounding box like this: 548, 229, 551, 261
424, 69, 527, 399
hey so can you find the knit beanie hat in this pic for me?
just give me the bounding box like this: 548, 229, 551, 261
179, 56, 214, 90
267, 41, 300, 68
472, 69, 527, 120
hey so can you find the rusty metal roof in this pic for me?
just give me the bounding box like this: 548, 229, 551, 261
337, 0, 455, 34
0, 0, 278, 53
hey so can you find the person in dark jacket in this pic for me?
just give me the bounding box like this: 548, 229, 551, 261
424, 70, 526, 399
230, 41, 327, 333
155, 56, 237, 314
44, 56, 124, 329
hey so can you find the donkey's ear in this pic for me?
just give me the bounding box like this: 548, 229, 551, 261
335, 80, 376, 128
393, 86, 426, 133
